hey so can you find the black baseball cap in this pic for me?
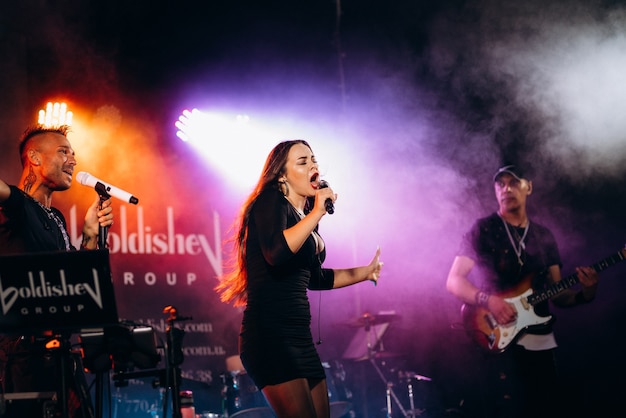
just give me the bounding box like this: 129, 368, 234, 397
493, 165, 526, 182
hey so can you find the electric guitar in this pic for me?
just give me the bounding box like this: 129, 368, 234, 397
461, 246, 626, 354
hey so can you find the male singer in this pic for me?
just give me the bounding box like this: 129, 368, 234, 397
0, 125, 114, 417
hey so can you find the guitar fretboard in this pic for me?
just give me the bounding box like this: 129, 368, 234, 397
528, 248, 625, 305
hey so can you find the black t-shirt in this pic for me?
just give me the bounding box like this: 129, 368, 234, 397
458, 212, 562, 321
0, 185, 74, 254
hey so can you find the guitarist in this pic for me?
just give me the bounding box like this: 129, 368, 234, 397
446, 164, 599, 418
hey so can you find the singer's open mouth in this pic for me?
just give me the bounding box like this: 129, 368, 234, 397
310, 172, 319, 188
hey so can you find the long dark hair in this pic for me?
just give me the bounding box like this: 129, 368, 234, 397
215, 139, 311, 306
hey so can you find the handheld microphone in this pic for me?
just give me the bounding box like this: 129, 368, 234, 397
318, 180, 334, 214
76, 171, 139, 205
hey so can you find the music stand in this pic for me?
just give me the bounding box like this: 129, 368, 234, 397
342, 323, 389, 361
0, 249, 119, 333
0, 249, 119, 418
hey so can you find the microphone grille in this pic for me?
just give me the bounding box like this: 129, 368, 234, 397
76, 171, 89, 185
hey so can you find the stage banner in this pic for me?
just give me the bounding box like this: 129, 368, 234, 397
63, 199, 242, 416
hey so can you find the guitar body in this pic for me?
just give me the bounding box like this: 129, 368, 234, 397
461, 277, 553, 354
460, 246, 625, 354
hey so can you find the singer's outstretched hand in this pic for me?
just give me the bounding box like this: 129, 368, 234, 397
81, 196, 114, 249
331, 246, 384, 289
367, 246, 384, 286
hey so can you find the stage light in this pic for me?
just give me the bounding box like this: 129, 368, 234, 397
38, 101, 73, 127
174, 108, 270, 190
173, 106, 353, 196
175, 108, 250, 143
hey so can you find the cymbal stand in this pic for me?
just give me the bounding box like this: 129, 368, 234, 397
398, 371, 432, 418
407, 382, 415, 417
369, 357, 408, 418
362, 320, 408, 418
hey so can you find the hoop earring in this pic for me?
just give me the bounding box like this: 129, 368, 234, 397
279, 180, 289, 196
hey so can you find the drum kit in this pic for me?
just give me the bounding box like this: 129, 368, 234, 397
341, 311, 434, 418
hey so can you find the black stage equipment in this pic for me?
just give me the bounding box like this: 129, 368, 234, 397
0, 249, 119, 418
106, 306, 191, 418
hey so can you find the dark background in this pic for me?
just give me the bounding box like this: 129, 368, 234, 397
2, 1, 626, 417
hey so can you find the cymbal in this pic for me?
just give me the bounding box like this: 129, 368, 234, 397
371, 351, 402, 359
345, 312, 398, 327
397, 370, 433, 381
354, 351, 403, 362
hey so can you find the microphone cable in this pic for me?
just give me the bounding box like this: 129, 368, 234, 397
316, 252, 324, 345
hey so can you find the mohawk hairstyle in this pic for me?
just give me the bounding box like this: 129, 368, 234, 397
18, 124, 71, 166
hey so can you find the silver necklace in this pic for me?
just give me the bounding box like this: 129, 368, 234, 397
499, 215, 529, 266
284, 195, 305, 218
31, 196, 72, 251
284, 195, 323, 253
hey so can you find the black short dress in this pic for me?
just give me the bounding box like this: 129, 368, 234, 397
239, 187, 334, 388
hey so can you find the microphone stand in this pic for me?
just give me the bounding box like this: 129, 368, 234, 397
162, 306, 191, 418
94, 182, 110, 249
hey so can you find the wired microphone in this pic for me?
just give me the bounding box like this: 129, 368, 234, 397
76, 171, 139, 205
318, 180, 334, 214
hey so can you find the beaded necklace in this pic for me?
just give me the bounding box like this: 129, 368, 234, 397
29, 194, 72, 251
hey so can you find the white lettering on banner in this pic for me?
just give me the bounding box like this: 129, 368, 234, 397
123, 272, 134, 285
183, 322, 213, 333
68, 205, 223, 276
182, 345, 226, 356
20, 304, 85, 315
121, 271, 198, 286
181, 369, 213, 385
144, 272, 156, 285
137, 317, 213, 334
0, 268, 102, 314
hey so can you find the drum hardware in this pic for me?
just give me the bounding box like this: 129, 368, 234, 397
323, 360, 354, 418
369, 357, 408, 418
343, 311, 399, 328
221, 356, 272, 417
397, 371, 432, 418
342, 311, 406, 417
372, 361, 434, 417
343, 311, 433, 417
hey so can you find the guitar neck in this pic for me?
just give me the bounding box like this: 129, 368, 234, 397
528, 248, 626, 305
